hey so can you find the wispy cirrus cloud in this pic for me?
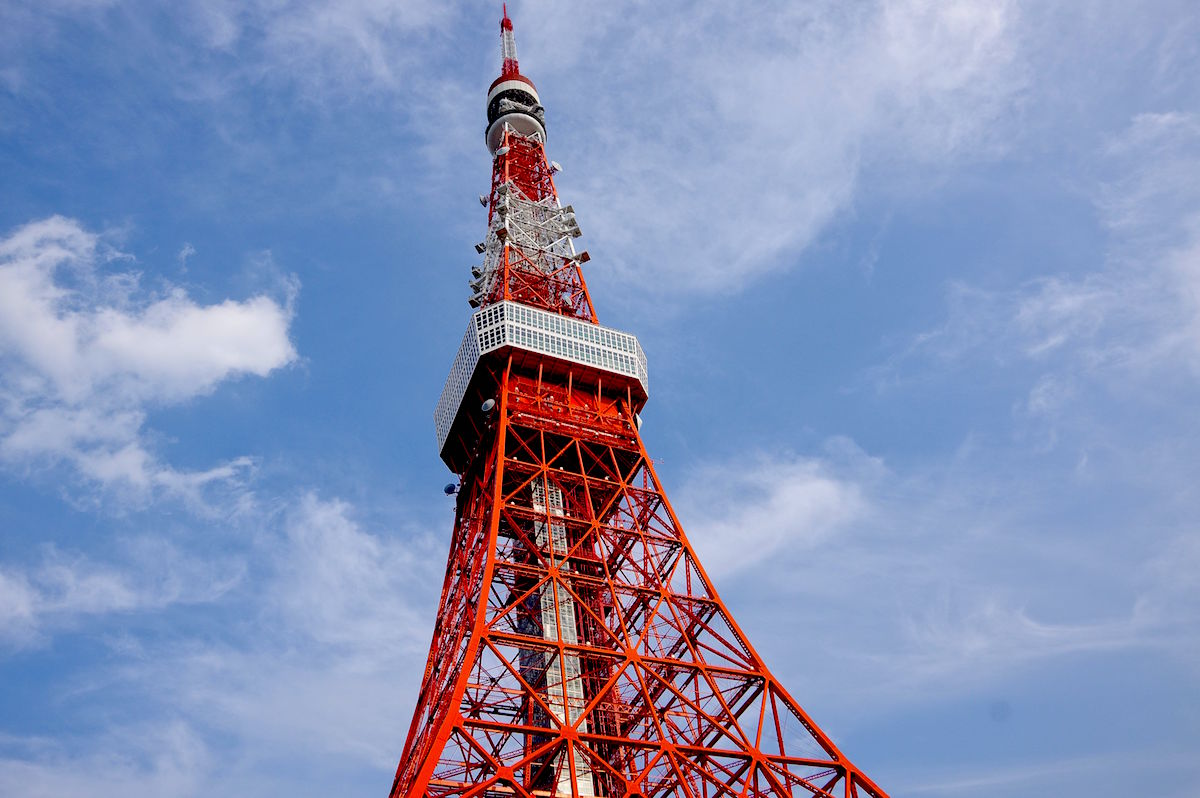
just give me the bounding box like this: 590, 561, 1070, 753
890, 597, 1157, 688
523, 0, 1026, 293
874, 110, 1200, 432
0, 538, 244, 649
899, 749, 1200, 798
0, 723, 209, 798
675, 108, 1200, 747
0, 493, 437, 792
1, 1, 1026, 298
673, 434, 1195, 714
7, 1, 1028, 294
51, 494, 430, 787
678, 442, 874, 579
0, 216, 297, 504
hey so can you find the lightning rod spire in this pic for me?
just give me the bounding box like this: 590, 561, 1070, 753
500, 4, 519, 77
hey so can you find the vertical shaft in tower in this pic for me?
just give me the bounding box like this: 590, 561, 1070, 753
531, 480, 595, 794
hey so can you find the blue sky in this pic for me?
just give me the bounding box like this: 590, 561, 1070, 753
1, 1, 1198, 795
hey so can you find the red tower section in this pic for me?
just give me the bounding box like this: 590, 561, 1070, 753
390, 10, 888, 798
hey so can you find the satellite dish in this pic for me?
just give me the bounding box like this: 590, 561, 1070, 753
634, 413, 643, 430
474, 242, 486, 254
550, 160, 563, 173
443, 483, 458, 495
478, 195, 488, 206
495, 146, 511, 156
481, 398, 496, 413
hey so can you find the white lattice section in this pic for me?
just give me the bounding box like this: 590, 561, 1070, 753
532, 482, 596, 797
497, 188, 580, 261
433, 326, 481, 453
469, 176, 582, 308
434, 300, 649, 452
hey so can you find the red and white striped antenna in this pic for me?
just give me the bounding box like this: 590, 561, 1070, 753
500, 4, 520, 77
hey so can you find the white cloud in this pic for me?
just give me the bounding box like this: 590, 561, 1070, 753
0, 493, 437, 789
0, 216, 297, 501
0, 724, 209, 798
1099, 112, 1200, 238
2, 2, 1026, 297
252, 0, 451, 90
668, 436, 1195, 712
520, 0, 1025, 293
899, 749, 1200, 798
677, 445, 870, 578
1101, 112, 1200, 365
892, 597, 1155, 687
176, 243, 196, 268
781, 110, 1200, 713
1140, 530, 1200, 663
273, 494, 431, 656
863, 111, 1200, 475
885, 110, 1200, 398
108, 495, 438, 772
890, 274, 1135, 379
0, 539, 243, 649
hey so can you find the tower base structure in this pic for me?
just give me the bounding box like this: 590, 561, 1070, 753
393, 356, 886, 798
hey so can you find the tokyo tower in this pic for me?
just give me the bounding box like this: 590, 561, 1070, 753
390, 8, 888, 798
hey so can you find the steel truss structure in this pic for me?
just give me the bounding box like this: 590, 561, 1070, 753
472, 130, 594, 322
389, 9, 888, 798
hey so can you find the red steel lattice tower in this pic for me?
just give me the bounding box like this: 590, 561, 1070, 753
390, 9, 888, 798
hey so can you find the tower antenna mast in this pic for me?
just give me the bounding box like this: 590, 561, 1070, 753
500, 4, 520, 77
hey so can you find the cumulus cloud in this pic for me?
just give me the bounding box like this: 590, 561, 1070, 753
0, 216, 297, 501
